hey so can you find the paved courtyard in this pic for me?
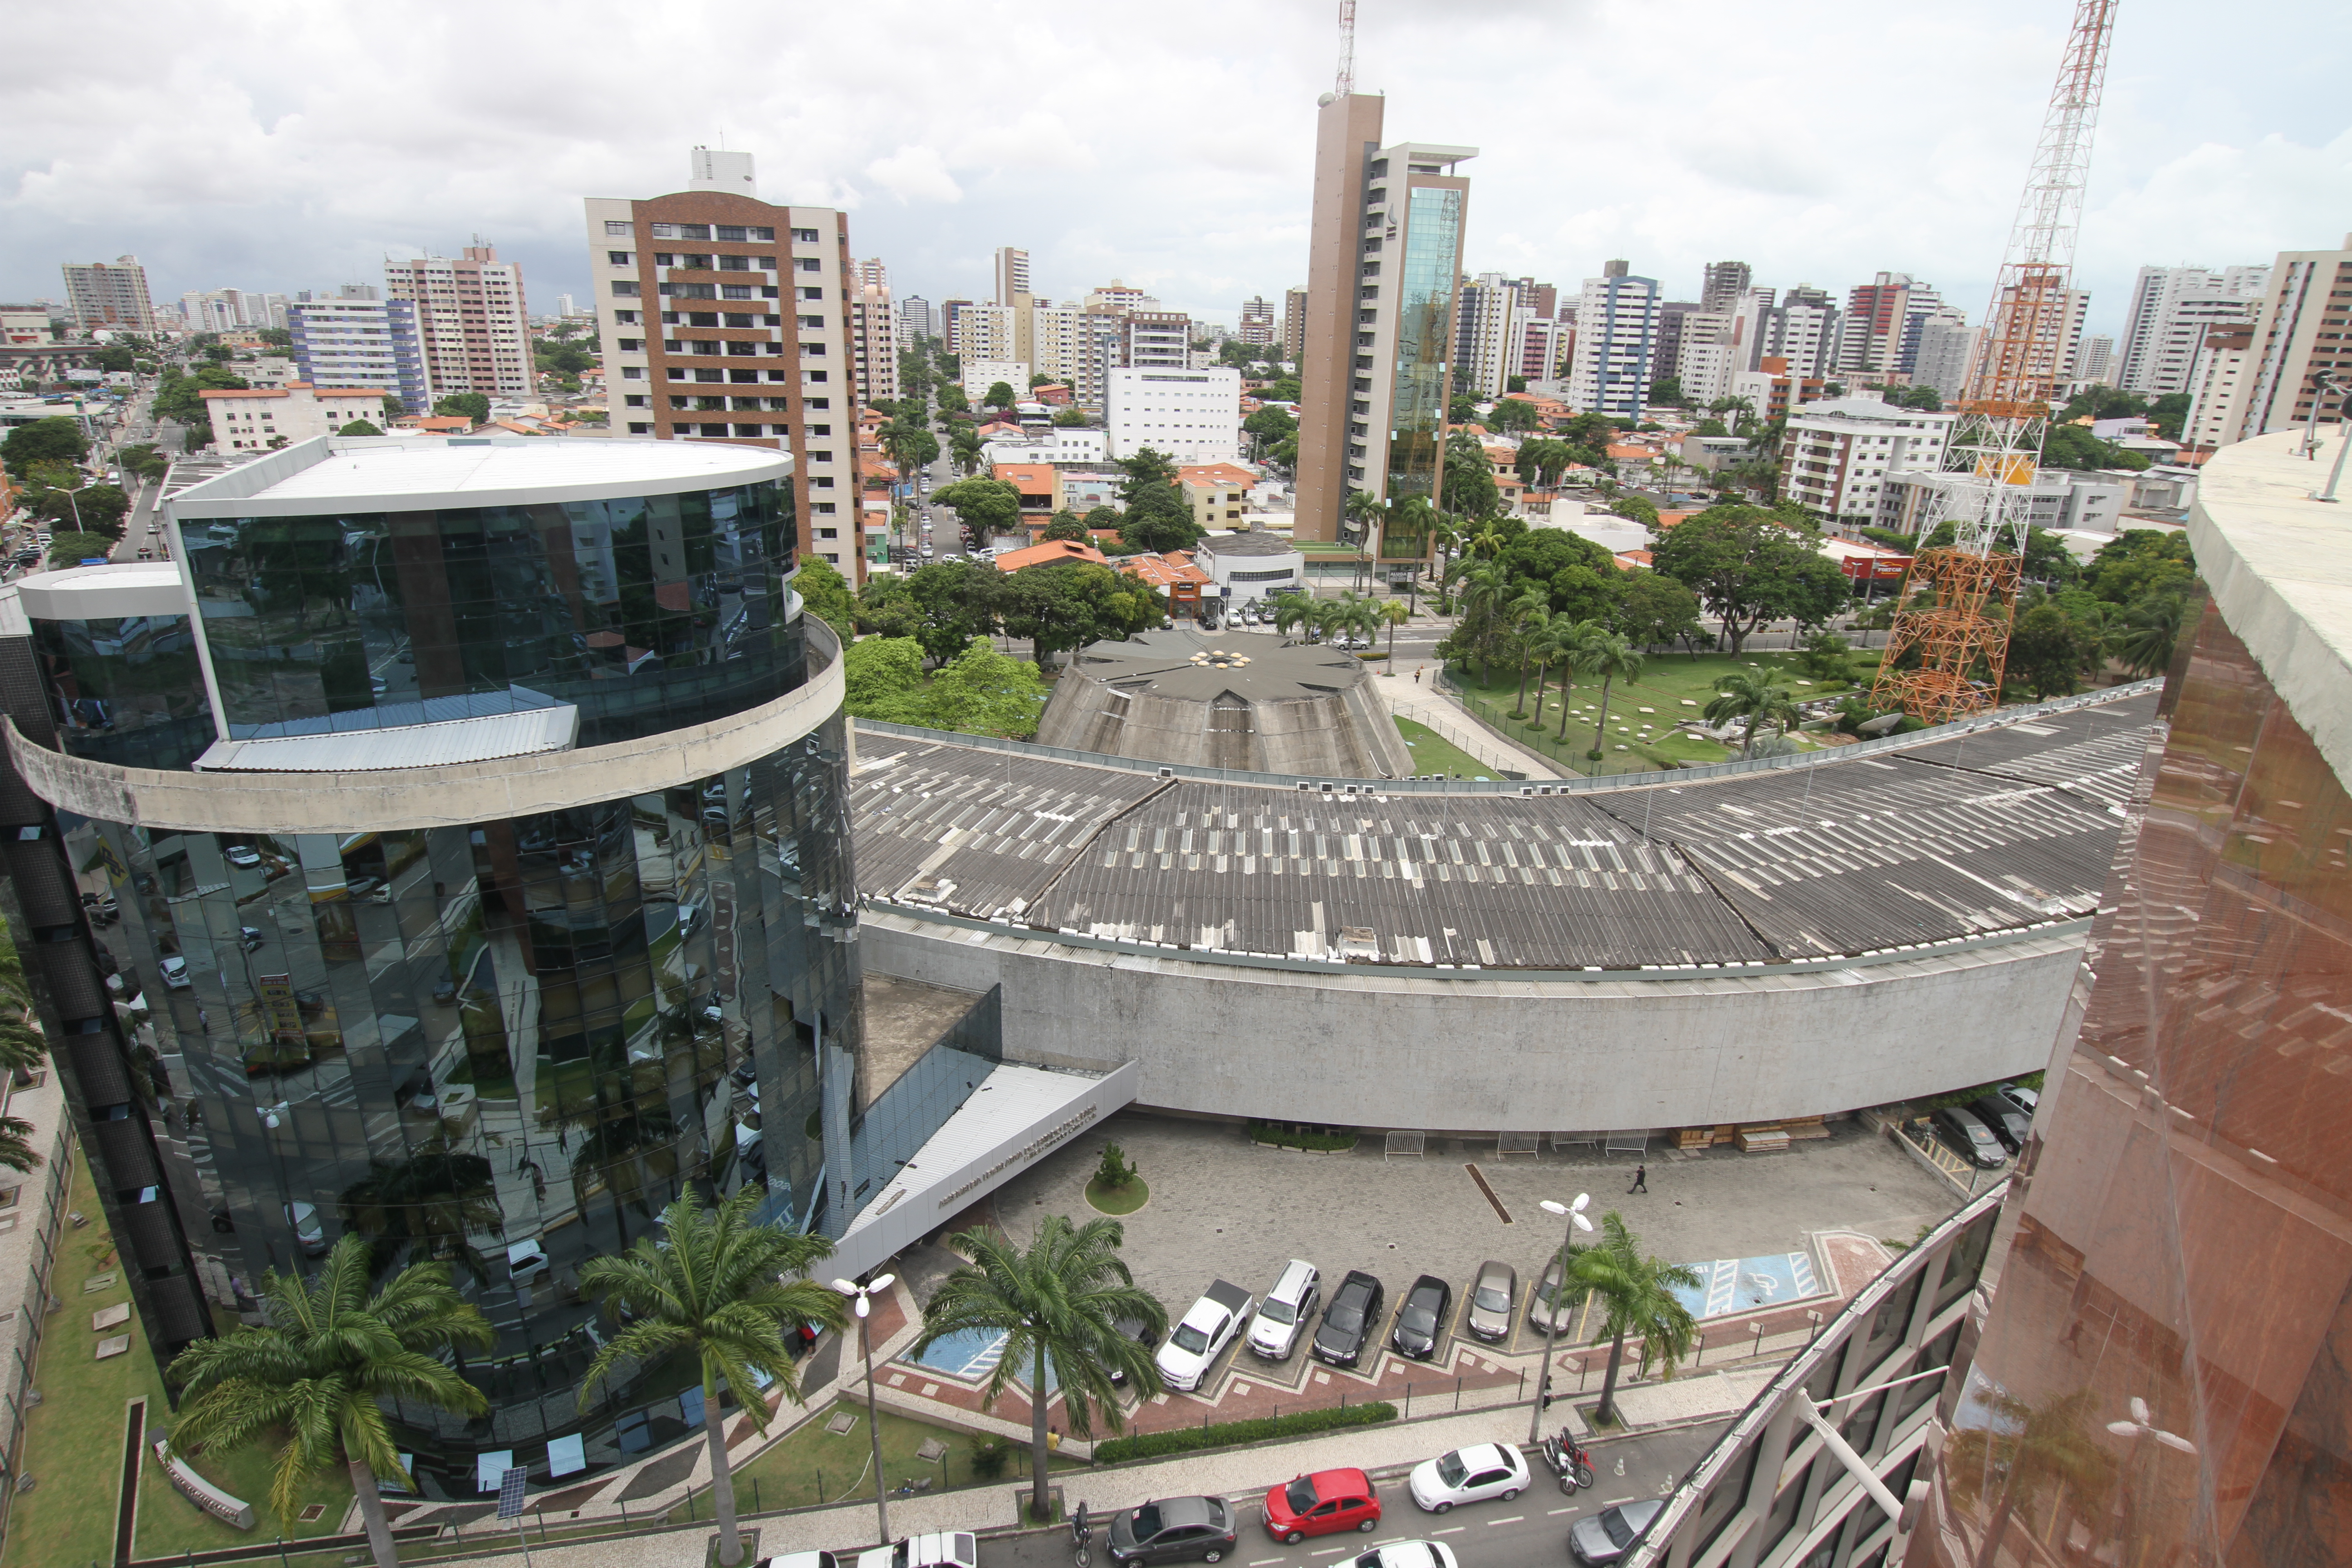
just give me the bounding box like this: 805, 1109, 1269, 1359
982, 1110, 1959, 1319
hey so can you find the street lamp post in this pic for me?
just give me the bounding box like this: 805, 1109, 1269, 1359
833, 1273, 899, 1546
1529, 1193, 1594, 1443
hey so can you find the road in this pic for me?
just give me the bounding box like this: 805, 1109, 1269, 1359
981, 1421, 1724, 1568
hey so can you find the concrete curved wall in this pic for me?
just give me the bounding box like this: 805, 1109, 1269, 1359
8, 617, 844, 834
860, 908, 2085, 1132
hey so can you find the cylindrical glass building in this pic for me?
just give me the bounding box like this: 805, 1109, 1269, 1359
0, 435, 873, 1493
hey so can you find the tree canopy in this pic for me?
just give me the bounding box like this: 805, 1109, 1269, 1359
792, 555, 856, 640
1, 416, 88, 476
1646, 504, 1852, 654
932, 477, 1024, 537
983, 380, 1017, 409
998, 561, 1164, 665
1487, 398, 1540, 433
1442, 431, 1501, 519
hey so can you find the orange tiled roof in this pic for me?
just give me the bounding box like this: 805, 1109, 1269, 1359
1176, 462, 1256, 489
994, 539, 1107, 572
1605, 443, 1654, 460
1118, 553, 1213, 589
992, 464, 1056, 493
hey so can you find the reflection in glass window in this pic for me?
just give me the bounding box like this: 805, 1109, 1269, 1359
183, 480, 801, 746
1387, 185, 1462, 507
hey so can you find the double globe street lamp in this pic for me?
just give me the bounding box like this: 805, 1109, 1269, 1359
832, 1273, 899, 1545
1529, 1193, 1595, 1443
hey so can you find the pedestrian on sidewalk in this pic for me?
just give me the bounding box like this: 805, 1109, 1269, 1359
1415, 665, 1424, 684
1628, 1161, 1648, 1194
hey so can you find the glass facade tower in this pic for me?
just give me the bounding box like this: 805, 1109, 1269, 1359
0, 435, 961, 1499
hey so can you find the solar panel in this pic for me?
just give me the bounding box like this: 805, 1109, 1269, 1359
496, 1466, 529, 1520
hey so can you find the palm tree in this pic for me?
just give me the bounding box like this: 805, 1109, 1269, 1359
1944, 1388, 2114, 1568
917, 1214, 1166, 1523
1505, 587, 1551, 717
165, 1236, 493, 1568
1583, 634, 1646, 761
1566, 1212, 1702, 1427
579, 1188, 847, 1567
1542, 617, 1605, 742
1377, 598, 1411, 660
1457, 564, 1514, 682
2111, 593, 2185, 677
1705, 666, 1803, 759
1269, 589, 1318, 642
1469, 522, 1508, 559
0, 958, 46, 1083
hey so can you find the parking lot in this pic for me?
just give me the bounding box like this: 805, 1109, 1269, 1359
980, 1110, 1958, 1361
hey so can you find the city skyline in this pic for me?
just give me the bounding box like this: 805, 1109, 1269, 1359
6, 0, 2343, 345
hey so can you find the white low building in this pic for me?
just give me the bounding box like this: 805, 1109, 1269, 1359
1777, 393, 1955, 527
961, 358, 1031, 406
1193, 527, 1302, 603
1106, 366, 1240, 464
982, 427, 1108, 466
199, 383, 393, 451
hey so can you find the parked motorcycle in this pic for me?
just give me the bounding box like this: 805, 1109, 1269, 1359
1540, 1428, 1598, 1493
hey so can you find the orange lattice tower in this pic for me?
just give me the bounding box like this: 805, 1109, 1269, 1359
1870, 0, 2117, 725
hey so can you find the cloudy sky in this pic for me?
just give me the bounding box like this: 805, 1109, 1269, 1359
7, 0, 2346, 341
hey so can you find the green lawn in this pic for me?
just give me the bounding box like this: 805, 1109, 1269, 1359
1393, 717, 1494, 780
1448, 650, 1876, 776
1, 1159, 353, 1568
1084, 1176, 1149, 1215
711, 1394, 1079, 1519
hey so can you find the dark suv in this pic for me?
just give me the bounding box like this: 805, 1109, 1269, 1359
1312, 1270, 1384, 1368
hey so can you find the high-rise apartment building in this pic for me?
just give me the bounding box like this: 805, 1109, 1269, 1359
849, 259, 898, 407
62, 256, 157, 334
1967, 280, 2090, 407
1294, 90, 1475, 546
1776, 392, 1955, 525
1085, 280, 1149, 313
993, 247, 1030, 307
1912, 314, 1979, 402
2187, 235, 2352, 446
2074, 331, 2116, 385
1700, 260, 1752, 314
181, 288, 289, 335
1280, 285, 1308, 364
1454, 272, 1518, 399
940, 299, 974, 354
954, 304, 1017, 364
1566, 261, 1661, 419
288, 296, 430, 412
384, 245, 532, 398
2115, 263, 2270, 396
1674, 309, 1745, 405
1836, 272, 1944, 381
584, 148, 864, 571
1237, 295, 1276, 348
898, 294, 934, 346
2179, 320, 2257, 453
1122, 310, 1192, 370
1653, 299, 1705, 396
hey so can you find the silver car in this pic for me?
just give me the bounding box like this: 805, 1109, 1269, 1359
1465, 1260, 1515, 1341
1527, 1250, 1578, 1334
1569, 1499, 1663, 1564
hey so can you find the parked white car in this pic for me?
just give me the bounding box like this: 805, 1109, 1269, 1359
1407, 1443, 1531, 1513
1156, 1279, 1253, 1392
853, 1533, 979, 1568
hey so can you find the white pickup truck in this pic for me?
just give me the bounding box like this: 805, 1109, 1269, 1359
1155, 1279, 1254, 1392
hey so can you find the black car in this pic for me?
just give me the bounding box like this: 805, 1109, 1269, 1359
1391, 1274, 1451, 1359
1969, 1095, 2032, 1156
1107, 1496, 1236, 1566
1107, 1314, 1162, 1387
1932, 1106, 2007, 1169
1312, 1270, 1384, 1367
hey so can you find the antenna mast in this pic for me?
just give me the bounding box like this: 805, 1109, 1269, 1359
1869, 0, 2118, 725
1335, 0, 1356, 95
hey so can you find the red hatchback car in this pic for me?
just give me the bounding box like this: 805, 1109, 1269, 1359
1263, 1469, 1382, 1544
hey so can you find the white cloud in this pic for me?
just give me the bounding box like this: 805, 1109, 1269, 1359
1, 0, 2344, 337
865, 146, 963, 205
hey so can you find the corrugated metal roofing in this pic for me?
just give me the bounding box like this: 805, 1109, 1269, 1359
851, 691, 2160, 969
194, 705, 578, 773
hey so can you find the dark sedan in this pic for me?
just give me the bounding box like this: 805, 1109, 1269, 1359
1391, 1274, 1451, 1359
1970, 1095, 2032, 1156
1107, 1496, 1236, 1566
1312, 1270, 1384, 1368
1569, 1499, 1664, 1564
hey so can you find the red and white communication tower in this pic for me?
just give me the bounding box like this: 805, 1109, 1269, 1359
1871, 0, 2119, 723
1335, 0, 1357, 95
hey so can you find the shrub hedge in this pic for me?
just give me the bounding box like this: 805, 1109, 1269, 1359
1094, 1401, 1396, 1464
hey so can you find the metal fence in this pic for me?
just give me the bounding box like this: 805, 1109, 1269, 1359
853, 678, 2160, 799
0, 1123, 78, 1533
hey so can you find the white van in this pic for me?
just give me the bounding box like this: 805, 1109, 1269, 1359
1246, 1259, 1321, 1360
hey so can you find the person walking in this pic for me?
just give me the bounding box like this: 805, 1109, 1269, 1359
1628, 1161, 1648, 1195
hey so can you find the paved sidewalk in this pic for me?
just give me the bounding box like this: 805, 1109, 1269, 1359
1375, 667, 1567, 779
